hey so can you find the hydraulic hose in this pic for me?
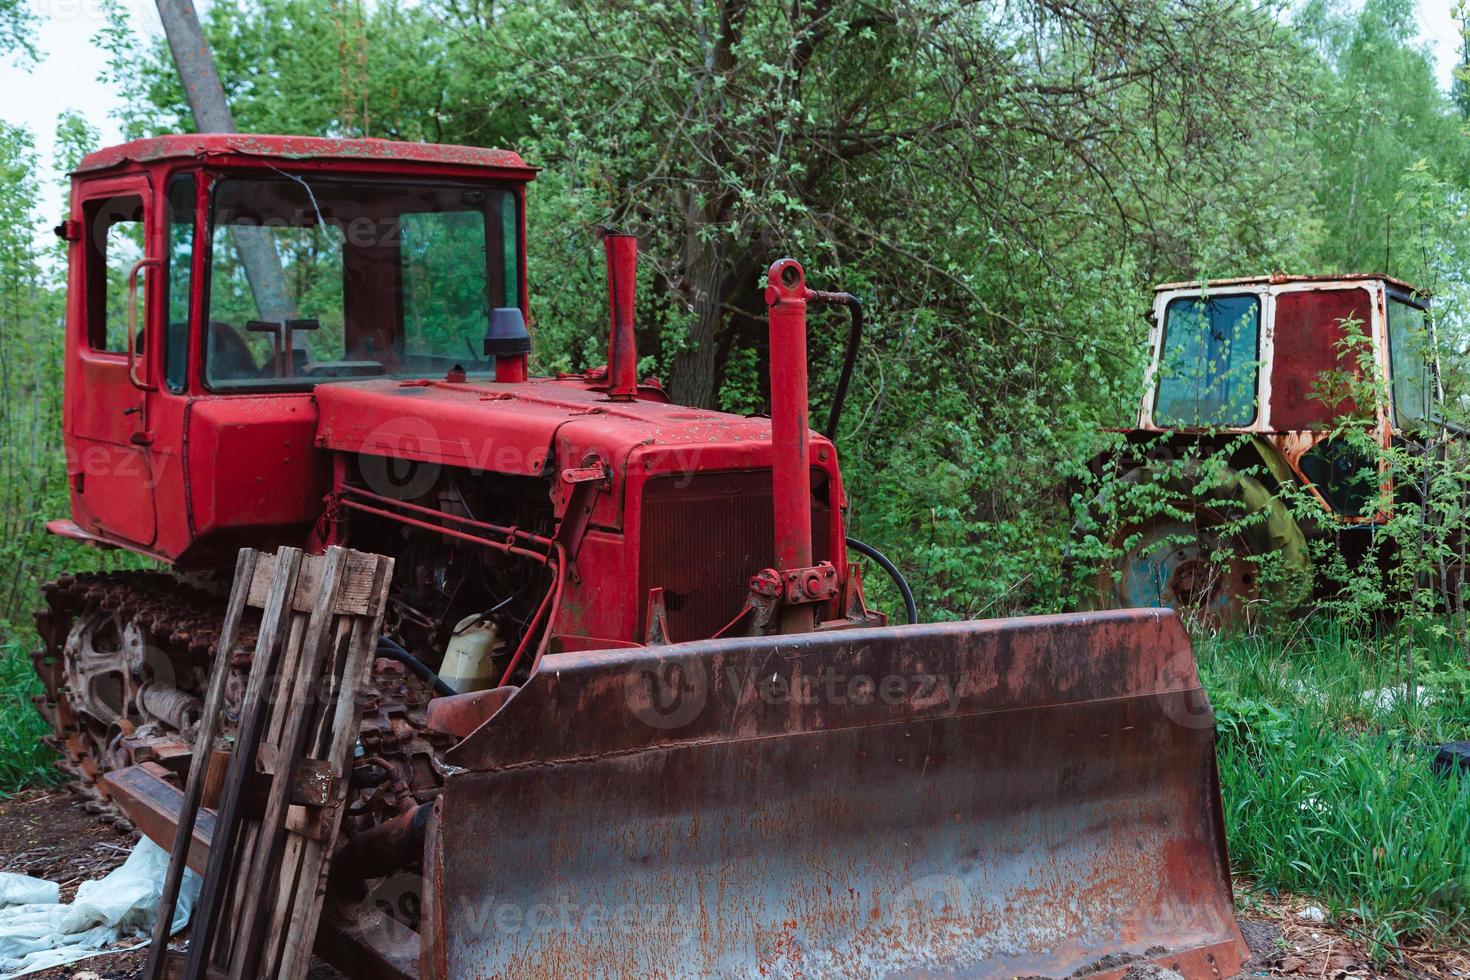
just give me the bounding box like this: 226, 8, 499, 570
375, 635, 456, 697
810, 290, 863, 441
845, 535, 918, 625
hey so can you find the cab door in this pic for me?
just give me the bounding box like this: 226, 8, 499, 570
64, 173, 160, 547
1267, 283, 1386, 521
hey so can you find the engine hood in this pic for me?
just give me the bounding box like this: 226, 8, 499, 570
312, 378, 837, 522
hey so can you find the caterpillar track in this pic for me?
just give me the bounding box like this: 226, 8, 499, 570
31, 571, 248, 827
32, 570, 446, 837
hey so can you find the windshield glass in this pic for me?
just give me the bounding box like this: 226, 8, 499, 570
1387, 297, 1430, 427
1153, 293, 1260, 427
205, 175, 520, 389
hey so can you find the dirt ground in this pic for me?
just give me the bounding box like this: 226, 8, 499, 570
0, 790, 1462, 980
0, 790, 345, 980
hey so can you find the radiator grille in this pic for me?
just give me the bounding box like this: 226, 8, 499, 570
638, 471, 830, 641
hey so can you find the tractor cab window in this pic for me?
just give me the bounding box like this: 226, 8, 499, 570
204, 174, 519, 390
165, 176, 195, 392
1153, 294, 1261, 427
1387, 297, 1430, 427
83, 195, 146, 354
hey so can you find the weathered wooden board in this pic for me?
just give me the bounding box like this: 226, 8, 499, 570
245, 548, 384, 615
145, 546, 394, 980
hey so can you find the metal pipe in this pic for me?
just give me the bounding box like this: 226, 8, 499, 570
331, 803, 434, 881
602, 231, 639, 401
810, 291, 863, 441
338, 484, 555, 550
497, 543, 566, 686
338, 499, 553, 565
495, 356, 528, 384
764, 259, 815, 633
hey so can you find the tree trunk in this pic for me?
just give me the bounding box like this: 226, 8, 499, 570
670, 188, 732, 407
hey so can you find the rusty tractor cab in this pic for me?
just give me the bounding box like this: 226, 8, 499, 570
37, 134, 1247, 978
1086, 273, 1436, 625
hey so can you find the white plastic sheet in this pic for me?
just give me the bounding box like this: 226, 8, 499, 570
0, 877, 56, 911
0, 837, 200, 978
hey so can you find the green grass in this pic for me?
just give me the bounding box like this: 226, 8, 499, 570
1201, 618, 1470, 955
0, 632, 60, 794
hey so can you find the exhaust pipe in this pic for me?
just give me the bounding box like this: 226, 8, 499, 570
602, 231, 638, 401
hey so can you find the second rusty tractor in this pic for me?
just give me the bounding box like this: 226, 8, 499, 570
1081, 273, 1442, 626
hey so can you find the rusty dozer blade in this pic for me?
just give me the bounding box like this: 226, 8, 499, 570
414, 608, 1246, 980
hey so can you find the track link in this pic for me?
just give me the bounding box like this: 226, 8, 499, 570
32, 571, 253, 828
32, 570, 444, 839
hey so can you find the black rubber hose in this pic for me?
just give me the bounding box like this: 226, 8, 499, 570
845, 535, 918, 625
376, 635, 456, 697
811, 291, 863, 441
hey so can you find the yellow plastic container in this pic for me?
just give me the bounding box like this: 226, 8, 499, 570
439, 614, 502, 693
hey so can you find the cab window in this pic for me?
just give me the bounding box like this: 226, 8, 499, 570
165, 176, 195, 392
204, 174, 519, 389
83, 195, 146, 354
1153, 294, 1260, 427
1387, 298, 1430, 427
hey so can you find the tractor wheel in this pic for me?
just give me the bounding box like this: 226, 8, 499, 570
1086, 464, 1311, 631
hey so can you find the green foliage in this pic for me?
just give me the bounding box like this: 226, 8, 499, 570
1296, 0, 1470, 278
0, 642, 58, 793
0, 120, 68, 631
0, 0, 34, 64
0, 0, 1466, 951
52, 111, 98, 177
34, 6, 1470, 616
91, 0, 1347, 618
0, 115, 139, 644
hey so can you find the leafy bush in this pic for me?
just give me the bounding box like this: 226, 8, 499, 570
0, 642, 58, 793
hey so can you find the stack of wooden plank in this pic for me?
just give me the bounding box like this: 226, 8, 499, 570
144, 546, 394, 980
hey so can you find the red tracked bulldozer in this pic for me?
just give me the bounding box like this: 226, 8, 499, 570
32, 133, 1246, 978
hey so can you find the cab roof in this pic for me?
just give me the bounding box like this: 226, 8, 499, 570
73, 134, 535, 177
1153, 272, 1426, 296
